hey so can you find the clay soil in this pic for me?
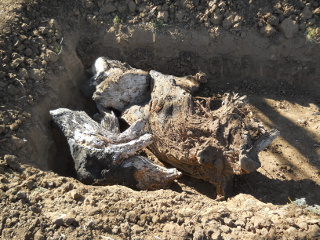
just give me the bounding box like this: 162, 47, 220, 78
0, 0, 320, 239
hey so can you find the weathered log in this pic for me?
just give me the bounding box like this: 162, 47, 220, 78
50, 108, 181, 189
122, 70, 280, 199
83, 57, 150, 111
81, 57, 132, 97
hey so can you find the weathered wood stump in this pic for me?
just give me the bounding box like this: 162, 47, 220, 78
50, 108, 181, 190
122, 70, 280, 199
52, 57, 280, 199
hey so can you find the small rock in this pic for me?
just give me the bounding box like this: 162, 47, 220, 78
21, 23, 30, 32
7, 85, 18, 97
49, 19, 61, 31
11, 136, 26, 149
29, 69, 44, 81
261, 227, 269, 237
112, 225, 119, 234
261, 24, 276, 36
299, 22, 307, 30
152, 215, 159, 224
211, 12, 223, 25
235, 220, 246, 227
65, 216, 76, 226
120, 222, 130, 234
16, 191, 27, 199
9, 123, 19, 131
157, 11, 169, 23
31, 206, 41, 213
222, 14, 234, 29
211, 230, 222, 240
287, 226, 298, 235
70, 190, 83, 200
131, 225, 144, 234
301, 7, 313, 20
34, 230, 45, 240
253, 215, 270, 229
224, 218, 234, 226
307, 224, 320, 237
4, 155, 19, 169
128, 1, 136, 12
19, 68, 29, 79
11, 58, 23, 68
52, 214, 66, 227
279, 18, 299, 39
100, 4, 117, 14
314, 7, 320, 15
117, 5, 127, 13
220, 225, 230, 233
45, 49, 58, 62
175, 10, 185, 22
267, 14, 280, 26
307, 18, 316, 26
297, 222, 308, 230
307, 219, 320, 224
24, 48, 33, 57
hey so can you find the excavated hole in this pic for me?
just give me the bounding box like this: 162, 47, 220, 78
29, 26, 319, 194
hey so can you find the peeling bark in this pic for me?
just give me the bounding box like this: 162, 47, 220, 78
122, 70, 280, 199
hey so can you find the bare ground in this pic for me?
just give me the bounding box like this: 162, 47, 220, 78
0, 0, 320, 239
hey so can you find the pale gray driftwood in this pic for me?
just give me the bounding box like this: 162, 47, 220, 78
50, 108, 181, 189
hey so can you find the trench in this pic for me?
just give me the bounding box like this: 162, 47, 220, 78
25, 25, 320, 184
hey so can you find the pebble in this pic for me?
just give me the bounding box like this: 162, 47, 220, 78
16, 191, 27, 199
211, 230, 222, 240
52, 213, 66, 226
301, 7, 313, 20
45, 49, 58, 62
220, 225, 230, 233
19, 68, 29, 79
70, 190, 83, 200
24, 48, 33, 57
34, 230, 45, 240
29, 68, 44, 81
157, 11, 169, 23
279, 18, 299, 39
9, 123, 19, 131
100, 4, 117, 14
222, 14, 234, 29
128, 1, 136, 12
260, 24, 276, 36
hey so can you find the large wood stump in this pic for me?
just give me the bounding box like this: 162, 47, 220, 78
52, 57, 279, 199
122, 70, 280, 199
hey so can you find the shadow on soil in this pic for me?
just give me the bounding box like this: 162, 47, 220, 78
249, 96, 320, 173
234, 172, 320, 205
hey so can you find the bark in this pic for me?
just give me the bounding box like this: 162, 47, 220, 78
84, 57, 150, 111
122, 70, 280, 199
50, 108, 181, 190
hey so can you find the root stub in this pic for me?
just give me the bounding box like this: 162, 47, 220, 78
50, 57, 280, 199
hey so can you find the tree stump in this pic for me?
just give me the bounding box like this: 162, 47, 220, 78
122, 70, 280, 199
53, 57, 280, 199
50, 108, 181, 190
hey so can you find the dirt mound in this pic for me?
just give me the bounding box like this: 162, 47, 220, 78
0, 0, 319, 239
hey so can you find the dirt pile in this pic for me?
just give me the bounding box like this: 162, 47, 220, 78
1, 157, 320, 239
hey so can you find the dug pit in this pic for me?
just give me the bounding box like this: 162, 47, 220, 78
1, 1, 320, 239
21, 22, 320, 202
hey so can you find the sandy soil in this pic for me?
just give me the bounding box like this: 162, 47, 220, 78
0, 0, 319, 239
